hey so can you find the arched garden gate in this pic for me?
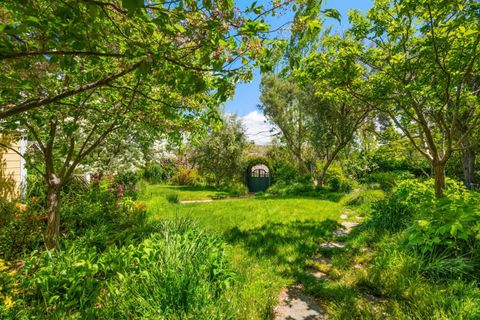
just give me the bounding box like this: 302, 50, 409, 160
245, 162, 271, 192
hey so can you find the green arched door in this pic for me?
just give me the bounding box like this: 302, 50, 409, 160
247, 165, 271, 192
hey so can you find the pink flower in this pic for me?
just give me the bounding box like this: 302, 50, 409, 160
117, 193, 124, 198
108, 188, 113, 193
115, 202, 121, 208
117, 185, 124, 192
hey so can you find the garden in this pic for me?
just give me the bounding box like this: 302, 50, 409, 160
1, 0, 480, 319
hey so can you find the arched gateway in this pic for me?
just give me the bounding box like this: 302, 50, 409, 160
246, 162, 271, 192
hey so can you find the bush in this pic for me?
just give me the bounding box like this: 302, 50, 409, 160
267, 182, 316, 196
170, 168, 201, 186
0, 198, 45, 260
222, 183, 249, 197
366, 178, 480, 279
4, 218, 235, 319
325, 166, 355, 193
341, 189, 385, 207
166, 193, 179, 203
144, 163, 176, 184
363, 170, 414, 191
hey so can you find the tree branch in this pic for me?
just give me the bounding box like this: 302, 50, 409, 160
0, 59, 145, 119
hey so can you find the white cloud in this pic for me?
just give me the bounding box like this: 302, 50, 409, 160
240, 111, 277, 145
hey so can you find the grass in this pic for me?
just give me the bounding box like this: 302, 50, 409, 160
142, 183, 480, 319
142, 183, 343, 318
145, 184, 235, 201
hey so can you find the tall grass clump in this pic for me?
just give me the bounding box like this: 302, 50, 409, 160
346, 178, 480, 318
2, 217, 235, 319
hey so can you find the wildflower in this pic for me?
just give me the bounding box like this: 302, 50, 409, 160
117, 193, 124, 199
115, 202, 121, 208
108, 188, 113, 193
30, 196, 38, 203
117, 185, 124, 192
4, 296, 14, 309
15, 203, 26, 212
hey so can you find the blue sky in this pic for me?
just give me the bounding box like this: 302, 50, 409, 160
226, 0, 373, 144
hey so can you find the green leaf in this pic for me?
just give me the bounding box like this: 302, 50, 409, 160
174, 24, 186, 33
121, 0, 144, 12
322, 8, 341, 22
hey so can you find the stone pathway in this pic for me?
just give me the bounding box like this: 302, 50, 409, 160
274, 285, 328, 320
273, 212, 362, 320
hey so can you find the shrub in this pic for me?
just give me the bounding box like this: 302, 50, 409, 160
0, 199, 45, 260
363, 170, 414, 191
267, 182, 316, 196
5, 218, 235, 319
367, 178, 480, 279
325, 166, 355, 193
166, 193, 179, 203
171, 168, 201, 186
222, 183, 248, 197
341, 189, 385, 207
144, 163, 176, 184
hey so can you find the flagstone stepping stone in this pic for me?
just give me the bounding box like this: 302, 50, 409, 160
332, 228, 350, 237
306, 269, 330, 281
274, 285, 328, 320
319, 242, 345, 249
310, 256, 332, 266
341, 221, 360, 229
332, 221, 360, 237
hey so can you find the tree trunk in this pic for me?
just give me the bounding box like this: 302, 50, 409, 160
45, 183, 62, 249
461, 146, 476, 188
433, 161, 446, 198
316, 157, 335, 188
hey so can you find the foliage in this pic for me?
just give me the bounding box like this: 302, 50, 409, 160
170, 168, 201, 186
166, 193, 180, 204
193, 114, 248, 187
0, 0, 277, 119
366, 178, 480, 279
143, 163, 177, 184
348, 0, 480, 196
324, 166, 356, 193
267, 182, 316, 196
341, 188, 385, 207
3, 218, 235, 319
0, 199, 44, 260
364, 170, 414, 192
259, 75, 312, 174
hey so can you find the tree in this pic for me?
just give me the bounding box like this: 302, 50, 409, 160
296, 35, 372, 186
259, 74, 312, 174
193, 114, 248, 186
1, 70, 217, 247
0, 0, 298, 246
0, 0, 287, 119
260, 35, 371, 186
349, 0, 480, 197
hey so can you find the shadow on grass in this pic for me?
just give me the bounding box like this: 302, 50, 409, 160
224, 219, 340, 277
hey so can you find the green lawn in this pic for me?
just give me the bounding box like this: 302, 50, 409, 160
142, 184, 344, 319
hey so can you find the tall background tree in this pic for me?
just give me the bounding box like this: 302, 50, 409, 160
348, 0, 480, 197
193, 114, 248, 187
